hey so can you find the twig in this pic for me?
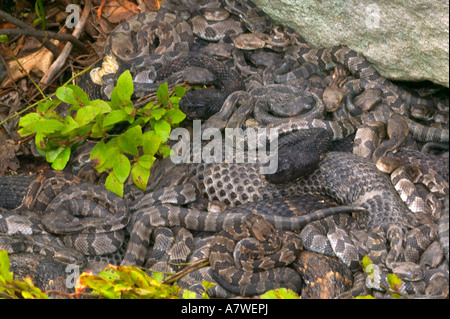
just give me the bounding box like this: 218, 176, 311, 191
0, 65, 94, 126
97, 0, 106, 20
0, 9, 88, 54
0, 28, 87, 54
0, 10, 60, 56
7, 47, 47, 99
43, 289, 98, 299
40, 0, 93, 85
162, 258, 210, 285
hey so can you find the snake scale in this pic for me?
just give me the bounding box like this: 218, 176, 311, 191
0, 171, 129, 265
1, 0, 449, 297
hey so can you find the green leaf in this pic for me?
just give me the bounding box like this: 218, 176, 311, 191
113, 154, 131, 184
355, 295, 376, 299
0, 250, 13, 282
362, 255, 372, 273
142, 131, 162, 156
153, 119, 171, 142
387, 273, 402, 292
174, 85, 187, 98
69, 85, 90, 106
118, 125, 142, 157
141, 101, 156, 110
46, 146, 65, 163
182, 290, 197, 299
35, 119, 65, 134
61, 116, 79, 135
151, 272, 164, 283
79, 274, 119, 299
103, 109, 130, 127
129, 268, 152, 289
113, 70, 133, 104
89, 99, 112, 113
105, 171, 124, 197
101, 139, 121, 171
122, 101, 135, 116
260, 288, 300, 299
157, 82, 169, 106
130, 116, 150, 127
158, 144, 173, 158
55, 85, 89, 106
18, 113, 45, 136
164, 108, 186, 124
90, 140, 110, 172
34, 0, 46, 30
137, 155, 155, 169
34, 132, 47, 153
51, 147, 71, 170
131, 163, 150, 191
36, 99, 60, 115
20, 277, 49, 299
98, 267, 121, 281
150, 108, 166, 121
75, 105, 104, 127
169, 96, 181, 106
19, 113, 42, 127
90, 122, 104, 139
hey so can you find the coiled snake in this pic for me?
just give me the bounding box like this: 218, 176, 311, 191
1, 0, 448, 298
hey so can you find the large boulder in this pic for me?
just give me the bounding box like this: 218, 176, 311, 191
252, 0, 449, 88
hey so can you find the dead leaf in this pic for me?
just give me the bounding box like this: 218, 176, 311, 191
101, 0, 140, 24
0, 23, 17, 28
0, 139, 20, 173
1, 40, 57, 87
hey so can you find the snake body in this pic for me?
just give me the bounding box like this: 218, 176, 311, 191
122, 196, 364, 267
209, 214, 303, 296
1, 0, 448, 298
0, 171, 130, 264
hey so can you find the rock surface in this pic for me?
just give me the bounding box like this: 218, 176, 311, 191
252, 0, 449, 88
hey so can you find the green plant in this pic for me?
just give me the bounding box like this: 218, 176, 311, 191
33, 0, 46, 30
358, 255, 404, 299
18, 71, 187, 196
0, 250, 49, 299
260, 288, 301, 299
76, 265, 212, 299
0, 249, 211, 299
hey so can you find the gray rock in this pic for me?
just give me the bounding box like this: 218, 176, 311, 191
252, 0, 449, 87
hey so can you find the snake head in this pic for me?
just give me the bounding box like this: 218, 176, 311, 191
246, 214, 277, 242
179, 89, 226, 120
391, 261, 424, 282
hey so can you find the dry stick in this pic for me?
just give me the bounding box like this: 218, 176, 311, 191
162, 258, 210, 285
0, 10, 60, 56
0, 65, 93, 127
0, 10, 88, 54
10, 47, 48, 98
0, 29, 87, 54
41, 0, 93, 85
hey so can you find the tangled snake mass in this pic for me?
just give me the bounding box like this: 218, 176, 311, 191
0, 0, 449, 299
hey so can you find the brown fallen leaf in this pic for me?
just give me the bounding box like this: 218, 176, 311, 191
0, 139, 20, 173
1, 40, 58, 87
101, 0, 140, 24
